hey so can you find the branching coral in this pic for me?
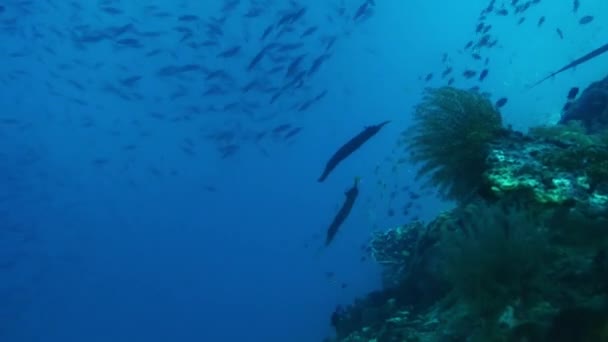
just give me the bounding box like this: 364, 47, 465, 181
405, 87, 503, 201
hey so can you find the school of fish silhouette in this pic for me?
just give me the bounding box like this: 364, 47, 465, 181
318, 120, 390, 247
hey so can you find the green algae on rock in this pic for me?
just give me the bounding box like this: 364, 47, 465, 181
483, 124, 608, 216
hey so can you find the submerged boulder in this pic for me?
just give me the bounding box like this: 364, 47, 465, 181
482, 128, 608, 215
560, 74, 608, 133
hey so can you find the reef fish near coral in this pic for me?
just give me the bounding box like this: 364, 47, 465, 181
495, 97, 508, 108
567, 87, 579, 100
318, 120, 390, 182
529, 42, 608, 88
324, 177, 360, 246
562, 86, 580, 111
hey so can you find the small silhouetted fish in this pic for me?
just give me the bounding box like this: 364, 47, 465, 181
496, 9, 508, 16
284, 127, 302, 140
479, 69, 489, 81
573, 0, 580, 13
495, 97, 508, 108
448, 78, 455, 85
562, 87, 580, 111
101, 7, 122, 15
353, 0, 371, 21
517, 17, 526, 25
483, 2, 494, 14
463, 70, 477, 78
556, 28, 564, 39
472, 53, 482, 60
567, 87, 579, 100
0, 5, 5, 13
478, 35, 491, 47
441, 67, 453, 78
300, 26, 317, 37
120, 75, 141, 87
247, 48, 266, 70
204, 185, 217, 192
116, 38, 142, 48
178, 15, 199, 21
425, 73, 433, 81
538, 16, 545, 27
146, 48, 163, 57
217, 46, 240, 58
92, 158, 109, 166
261, 25, 274, 40
579, 15, 594, 25
0, 118, 19, 125
273, 123, 291, 134
465, 41, 473, 49
308, 54, 330, 76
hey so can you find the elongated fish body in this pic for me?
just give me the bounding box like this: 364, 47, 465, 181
318, 120, 390, 182
325, 178, 359, 246
530, 43, 608, 88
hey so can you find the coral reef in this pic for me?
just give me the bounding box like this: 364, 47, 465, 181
561, 74, 608, 133
483, 124, 608, 212
326, 83, 608, 342
438, 203, 551, 321
404, 87, 503, 201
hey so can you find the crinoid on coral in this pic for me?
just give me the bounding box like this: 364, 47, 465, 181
405, 87, 504, 201
438, 202, 552, 319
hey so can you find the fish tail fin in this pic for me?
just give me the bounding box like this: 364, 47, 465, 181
528, 72, 556, 89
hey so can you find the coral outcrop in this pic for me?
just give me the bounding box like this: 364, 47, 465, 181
561, 74, 608, 133
326, 83, 608, 342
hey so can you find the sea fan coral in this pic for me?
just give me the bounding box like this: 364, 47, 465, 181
405, 87, 503, 201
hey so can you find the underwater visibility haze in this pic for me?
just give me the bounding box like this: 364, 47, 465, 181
2, 0, 608, 341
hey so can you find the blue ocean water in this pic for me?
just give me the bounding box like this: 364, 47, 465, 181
1, 0, 607, 341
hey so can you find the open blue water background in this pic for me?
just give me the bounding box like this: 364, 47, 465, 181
1, 0, 607, 341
